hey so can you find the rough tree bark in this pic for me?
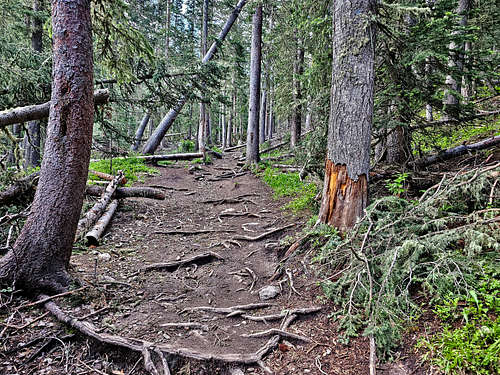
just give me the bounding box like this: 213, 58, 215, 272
141, 0, 248, 155
0, 0, 94, 293
317, 0, 376, 232
245, 4, 263, 165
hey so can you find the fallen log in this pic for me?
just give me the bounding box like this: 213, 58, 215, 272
88, 170, 127, 185
91, 151, 220, 164
0, 172, 39, 205
76, 171, 123, 241
85, 185, 165, 200
85, 199, 119, 246
259, 140, 289, 155
412, 135, 500, 168
0, 89, 109, 128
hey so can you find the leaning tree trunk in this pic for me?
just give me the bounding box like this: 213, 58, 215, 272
131, 112, 150, 152
141, 0, 248, 155
317, 0, 376, 232
245, 4, 263, 165
0, 0, 94, 294
24, 0, 44, 168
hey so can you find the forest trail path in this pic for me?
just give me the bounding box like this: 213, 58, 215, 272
69, 152, 372, 374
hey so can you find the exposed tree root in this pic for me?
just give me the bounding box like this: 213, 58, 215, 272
242, 328, 311, 343
202, 193, 259, 205
236, 307, 322, 322
181, 302, 273, 315
143, 252, 223, 272
41, 298, 303, 372
232, 224, 295, 241
154, 229, 235, 236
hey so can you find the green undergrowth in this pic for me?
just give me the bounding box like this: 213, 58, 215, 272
89, 157, 158, 185
417, 268, 500, 374
314, 163, 500, 366
414, 117, 500, 155
259, 166, 318, 214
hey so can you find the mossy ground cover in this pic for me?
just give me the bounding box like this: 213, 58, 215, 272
89, 157, 158, 186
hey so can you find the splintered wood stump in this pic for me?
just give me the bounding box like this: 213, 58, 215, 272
318, 160, 367, 232
85, 199, 119, 246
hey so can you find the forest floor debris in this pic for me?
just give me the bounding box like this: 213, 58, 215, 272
0, 153, 434, 375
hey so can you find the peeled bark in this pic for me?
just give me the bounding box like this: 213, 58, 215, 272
0, 0, 94, 294
245, 4, 263, 165
141, 0, 248, 155
85, 199, 119, 246
317, 0, 375, 231
0, 89, 109, 128
88, 170, 127, 185
318, 162, 368, 232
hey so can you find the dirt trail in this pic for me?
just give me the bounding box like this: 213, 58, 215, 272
2, 152, 380, 375
72, 153, 328, 370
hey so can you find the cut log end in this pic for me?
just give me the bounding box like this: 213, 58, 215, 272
317, 161, 368, 232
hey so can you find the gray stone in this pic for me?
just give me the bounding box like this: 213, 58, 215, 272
258, 285, 280, 300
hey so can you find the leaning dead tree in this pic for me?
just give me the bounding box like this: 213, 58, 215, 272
141, 0, 248, 154
0, 89, 109, 128
412, 135, 500, 168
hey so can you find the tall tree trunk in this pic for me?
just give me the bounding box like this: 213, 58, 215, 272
24, 0, 44, 168
317, 0, 376, 232
245, 4, 263, 165
198, 0, 209, 153
443, 0, 471, 120
227, 78, 236, 147
259, 84, 267, 144
131, 112, 150, 152
0, 0, 94, 294
290, 39, 304, 148
142, 0, 247, 155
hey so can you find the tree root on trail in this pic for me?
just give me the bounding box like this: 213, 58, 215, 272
233, 307, 322, 322
242, 328, 311, 343
41, 297, 306, 374
154, 229, 235, 236
202, 193, 259, 205
143, 252, 223, 272
232, 224, 295, 242
181, 302, 273, 316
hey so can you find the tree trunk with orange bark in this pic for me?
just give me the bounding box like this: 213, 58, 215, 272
317, 0, 376, 232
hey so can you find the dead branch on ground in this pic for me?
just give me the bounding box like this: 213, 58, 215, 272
232, 224, 295, 242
